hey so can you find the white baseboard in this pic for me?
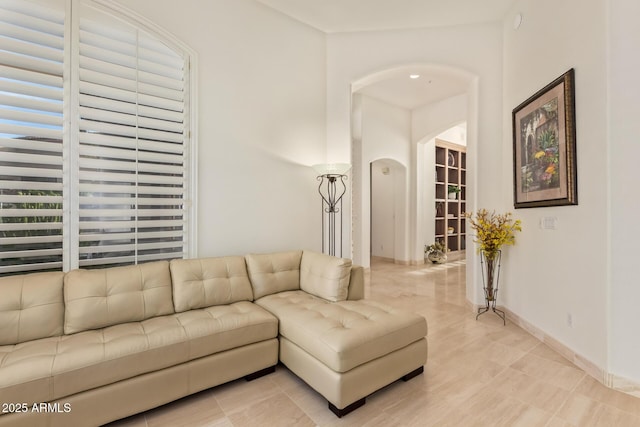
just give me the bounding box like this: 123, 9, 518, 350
466, 301, 640, 399
370, 256, 411, 265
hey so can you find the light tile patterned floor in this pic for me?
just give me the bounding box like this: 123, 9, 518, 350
106, 259, 640, 426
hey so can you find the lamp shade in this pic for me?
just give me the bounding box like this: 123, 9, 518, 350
312, 163, 351, 176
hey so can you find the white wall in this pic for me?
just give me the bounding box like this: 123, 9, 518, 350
358, 95, 411, 265
327, 24, 503, 273
608, 0, 640, 388
502, 0, 608, 370
435, 126, 467, 147
412, 94, 468, 145
113, 0, 327, 256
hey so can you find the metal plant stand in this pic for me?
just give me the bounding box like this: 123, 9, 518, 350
476, 250, 505, 325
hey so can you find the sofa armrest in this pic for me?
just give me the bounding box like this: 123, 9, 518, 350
346, 265, 364, 300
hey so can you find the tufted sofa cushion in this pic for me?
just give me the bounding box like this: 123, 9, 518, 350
255, 290, 427, 373
170, 256, 254, 312
245, 251, 302, 299
0, 301, 277, 406
300, 251, 352, 302
63, 261, 174, 334
0, 272, 65, 346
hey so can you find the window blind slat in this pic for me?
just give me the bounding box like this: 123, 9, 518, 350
79, 219, 184, 230
80, 196, 183, 206
0, 108, 63, 128
0, 124, 62, 140
0, 248, 63, 259
0, 64, 63, 88
78, 120, 138, 139
138, 32, 180, 58
79, 157, 183, 174
0, 262, 63, 274
79, 42, 183, 81
79, 106, 184, 134
80, 120, 185, 144
79, 244, 135, 255
0, 50, 62, 76
80, 29, 183, 70
0, 78, 63, 100
0, 94, 62, 114
79, 208, 181, 217
0, 222, 62, 231
79, 230, 182, 242
79, 143, 184, 164
139, 69, 183, 92
79, 94, 184, 123
78, 240, 181, 254
79, 67, 136, 92
138, 82, 183, 102
79, 70, 185, 104
1, 208, 62, 217
0, 6, 64, 36
0, 180, 61, 191
0, 166, 62, 179
138, 92, 183, 112
78, 80, 183, 112
0, 34, 63, 62
79, 170, 183, 186
0, 21, 64, 49
79, 257, 132, 267
0, 151, 62, 165
137, 252, 182, 262
79, 56, 185, 92
1, 235, 62, 245
79, 132, 184, 154
79, 182, 183, 195
79, 42, 135, 70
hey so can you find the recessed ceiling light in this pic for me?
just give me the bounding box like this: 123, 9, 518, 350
409, 74, 420, 79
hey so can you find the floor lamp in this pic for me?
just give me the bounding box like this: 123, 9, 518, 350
313, 163, 351, 257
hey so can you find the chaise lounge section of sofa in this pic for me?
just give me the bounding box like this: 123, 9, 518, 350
0, 250, 427, 426
247, 250, 428, 417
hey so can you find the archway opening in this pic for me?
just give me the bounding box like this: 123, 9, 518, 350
350, 63, 479, 278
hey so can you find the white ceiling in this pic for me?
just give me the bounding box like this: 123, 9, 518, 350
356, 67, 471, 110
256, 0, 517, 110
256, 0, 517, 33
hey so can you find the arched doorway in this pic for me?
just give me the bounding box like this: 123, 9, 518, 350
370, 159, 407, 264
350, 63, 479, 281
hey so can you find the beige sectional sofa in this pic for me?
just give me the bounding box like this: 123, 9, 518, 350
0, 250, 427, 426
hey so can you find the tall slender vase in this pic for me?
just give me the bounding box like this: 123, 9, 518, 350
476, 249, 505, 325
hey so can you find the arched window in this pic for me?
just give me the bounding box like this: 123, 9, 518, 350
0, 0, 196, 275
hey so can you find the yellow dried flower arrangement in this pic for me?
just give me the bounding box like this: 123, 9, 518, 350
465, 209, 522, 259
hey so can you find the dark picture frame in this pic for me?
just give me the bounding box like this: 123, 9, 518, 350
512, 69, 577, 208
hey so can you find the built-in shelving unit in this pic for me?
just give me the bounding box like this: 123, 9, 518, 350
435, 140, 466, 252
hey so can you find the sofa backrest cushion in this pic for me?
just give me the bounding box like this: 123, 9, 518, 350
245, 251, 302, 299
63, 261, 174, 334
169, 256, 254, 312
300, 251, 352, 302
0, 272, 65, 345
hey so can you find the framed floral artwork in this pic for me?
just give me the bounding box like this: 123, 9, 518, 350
512, 69, 578, 208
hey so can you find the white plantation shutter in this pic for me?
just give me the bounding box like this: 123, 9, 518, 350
77, 5, 188, 267
0, 0, 65, 274
0, 0, 194, 275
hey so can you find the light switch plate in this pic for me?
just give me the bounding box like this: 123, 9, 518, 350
540, 216, 558, 230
